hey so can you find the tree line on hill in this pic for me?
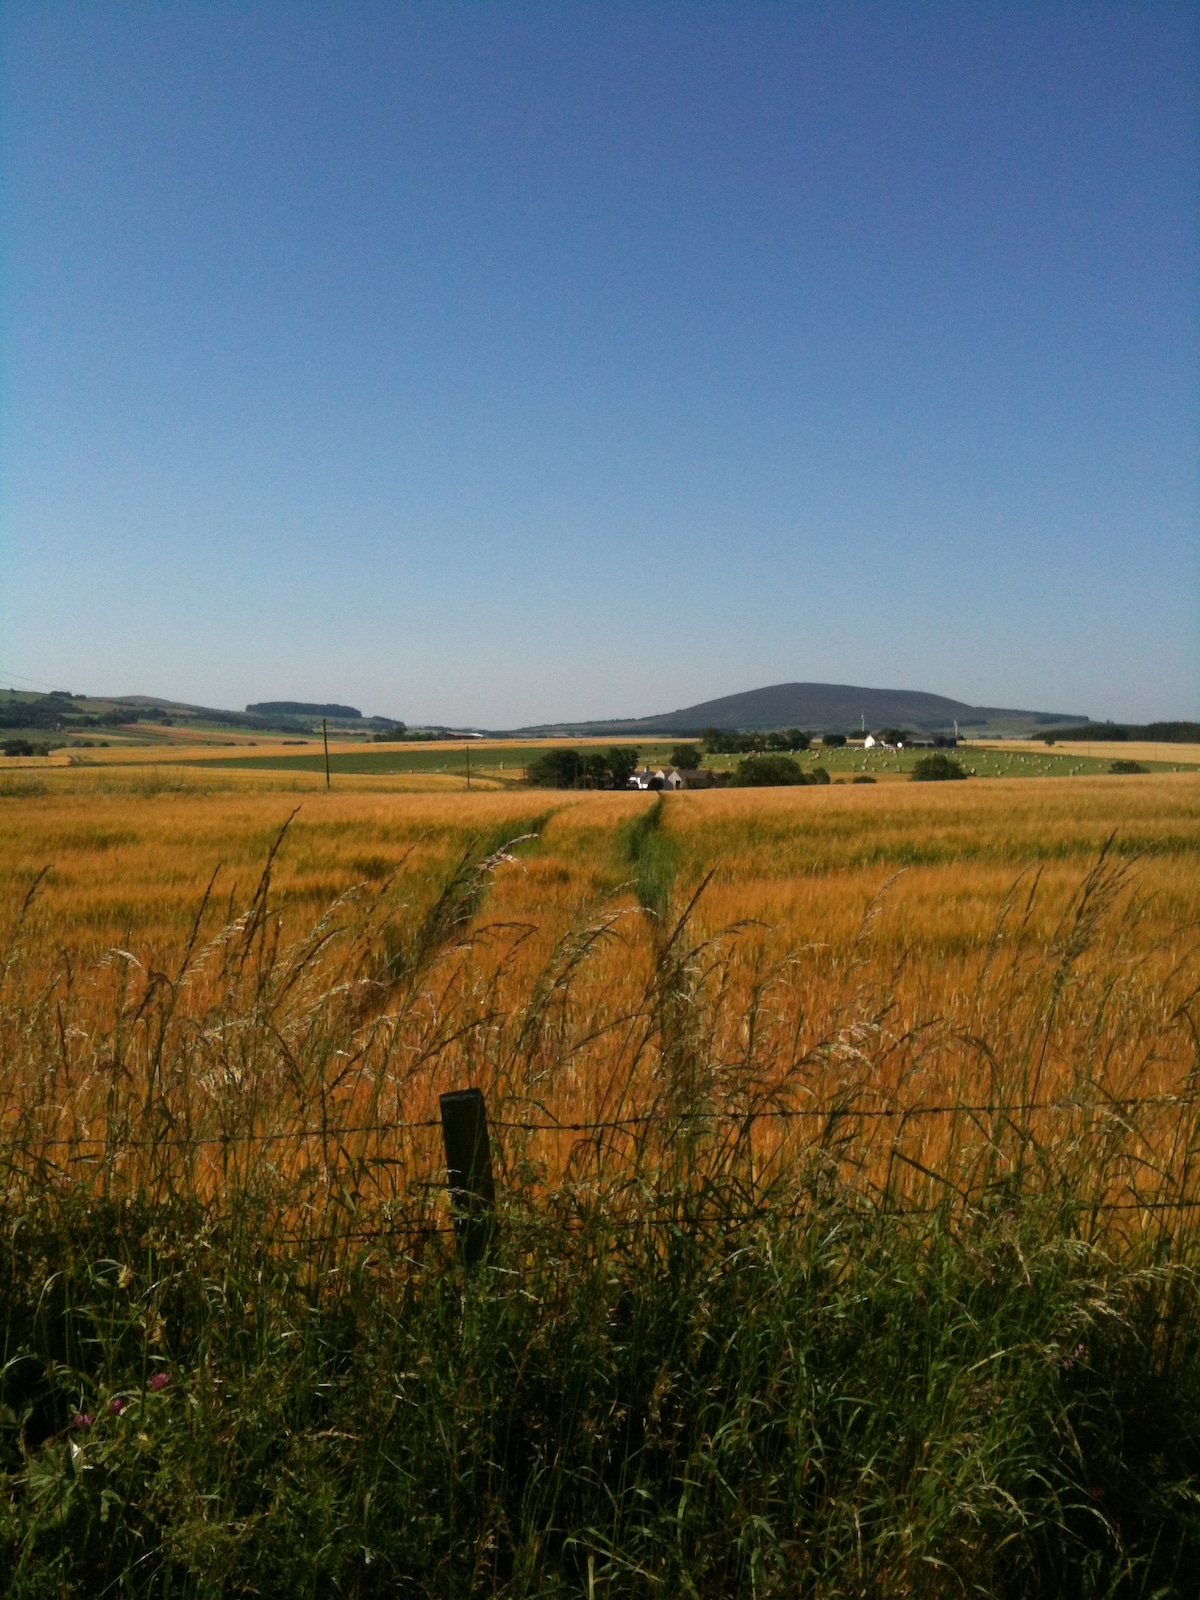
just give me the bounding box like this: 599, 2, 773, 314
0, 693, 103, 732
0, 690, 412, 745
700, 727, 811, 753
370, 725, 463, 743
1044, 722, 1200, 744
246, 702, 362, 719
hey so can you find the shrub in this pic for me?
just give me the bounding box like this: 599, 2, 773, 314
1047, 725, 1129, 742
735, 755, 807, 787
853, 774, 876, 784
911, 753, 968, 782
2, 739, 38, 757
822, 733, 847, 748
702, 729, 767, 755
1110, 759, 1147, 775
764, 728, 810, 752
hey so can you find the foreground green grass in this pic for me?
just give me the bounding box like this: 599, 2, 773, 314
4, 1188, 1198, 1599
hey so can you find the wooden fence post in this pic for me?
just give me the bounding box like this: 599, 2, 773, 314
440, 1088, 496, 1266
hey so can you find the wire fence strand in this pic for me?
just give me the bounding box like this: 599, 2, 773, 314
6, 1096, 1198, 1235
3, 1093, 1193, 1153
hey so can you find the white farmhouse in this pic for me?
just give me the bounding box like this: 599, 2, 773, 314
627, 767, 715, 791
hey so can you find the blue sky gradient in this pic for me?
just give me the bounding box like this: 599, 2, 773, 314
2, 2, 1196, 725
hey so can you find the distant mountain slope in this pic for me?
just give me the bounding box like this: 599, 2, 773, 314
507, 682, 1088, 737
0, 689, 404, 737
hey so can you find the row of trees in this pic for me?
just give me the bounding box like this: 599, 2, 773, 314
1045, 722, 1200, 744
0, 692, 341, 737
526, 747, 642, 789
526, 748, 841, 790
1, 697, 126, 732
735, 756, 830, 787
372, 725, 458, 743
737, 752, 967, 783
700, 728, 863, 753
526, 737, 972, 790
527, 746, 719, 789
700, 727, 811, 754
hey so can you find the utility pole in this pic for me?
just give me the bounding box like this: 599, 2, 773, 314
322, 719, 331, 790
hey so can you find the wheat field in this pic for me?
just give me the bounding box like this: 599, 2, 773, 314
3, 767, 1198, 1196
3, 767, 1200, 1594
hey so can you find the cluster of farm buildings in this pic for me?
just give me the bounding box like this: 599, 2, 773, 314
625, 730, 955, 790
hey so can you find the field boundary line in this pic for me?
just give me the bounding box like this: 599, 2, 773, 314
2, 1092, 1193, 1154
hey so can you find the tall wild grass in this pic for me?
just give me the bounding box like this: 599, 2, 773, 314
2, 821, 1199, 1596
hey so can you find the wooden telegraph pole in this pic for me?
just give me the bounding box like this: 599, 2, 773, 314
322, 718, 331, 790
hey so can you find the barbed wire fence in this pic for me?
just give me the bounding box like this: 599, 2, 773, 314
5, 1084, 1200, 1263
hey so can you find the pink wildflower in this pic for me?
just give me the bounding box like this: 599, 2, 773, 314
70, 1412, 93, 1429
108, 1396, 126, 1415
149, 1371, 172, 1392
1060, 1341, 1087, 1373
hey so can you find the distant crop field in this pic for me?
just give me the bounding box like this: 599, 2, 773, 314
8, 732, 1195, 787
30, 736, 1193, 785
981, 737, 1200, 767
2, 761, 1197, 970
185, 741, 674, 779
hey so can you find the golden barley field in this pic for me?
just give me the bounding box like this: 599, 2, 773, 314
2, 760, 1197, 945
5, 765, 1200, 1593
2, 764, 1198, 1231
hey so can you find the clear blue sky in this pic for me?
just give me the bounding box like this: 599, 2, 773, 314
2, 2, 1196, 727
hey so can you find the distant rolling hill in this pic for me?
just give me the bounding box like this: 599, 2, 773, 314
247, 701, 363, 719
506, 682, 1088, 738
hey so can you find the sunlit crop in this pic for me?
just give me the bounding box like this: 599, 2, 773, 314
2, 769, 1199, 1594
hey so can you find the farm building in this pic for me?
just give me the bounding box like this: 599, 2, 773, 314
627, 767, 716, 791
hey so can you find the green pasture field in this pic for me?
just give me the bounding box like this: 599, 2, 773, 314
696, 744, 1189, 780
188, 741, 686, 778
795, 743, 1185, 779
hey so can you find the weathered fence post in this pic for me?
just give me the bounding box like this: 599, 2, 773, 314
440, 1088, 496, 1266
